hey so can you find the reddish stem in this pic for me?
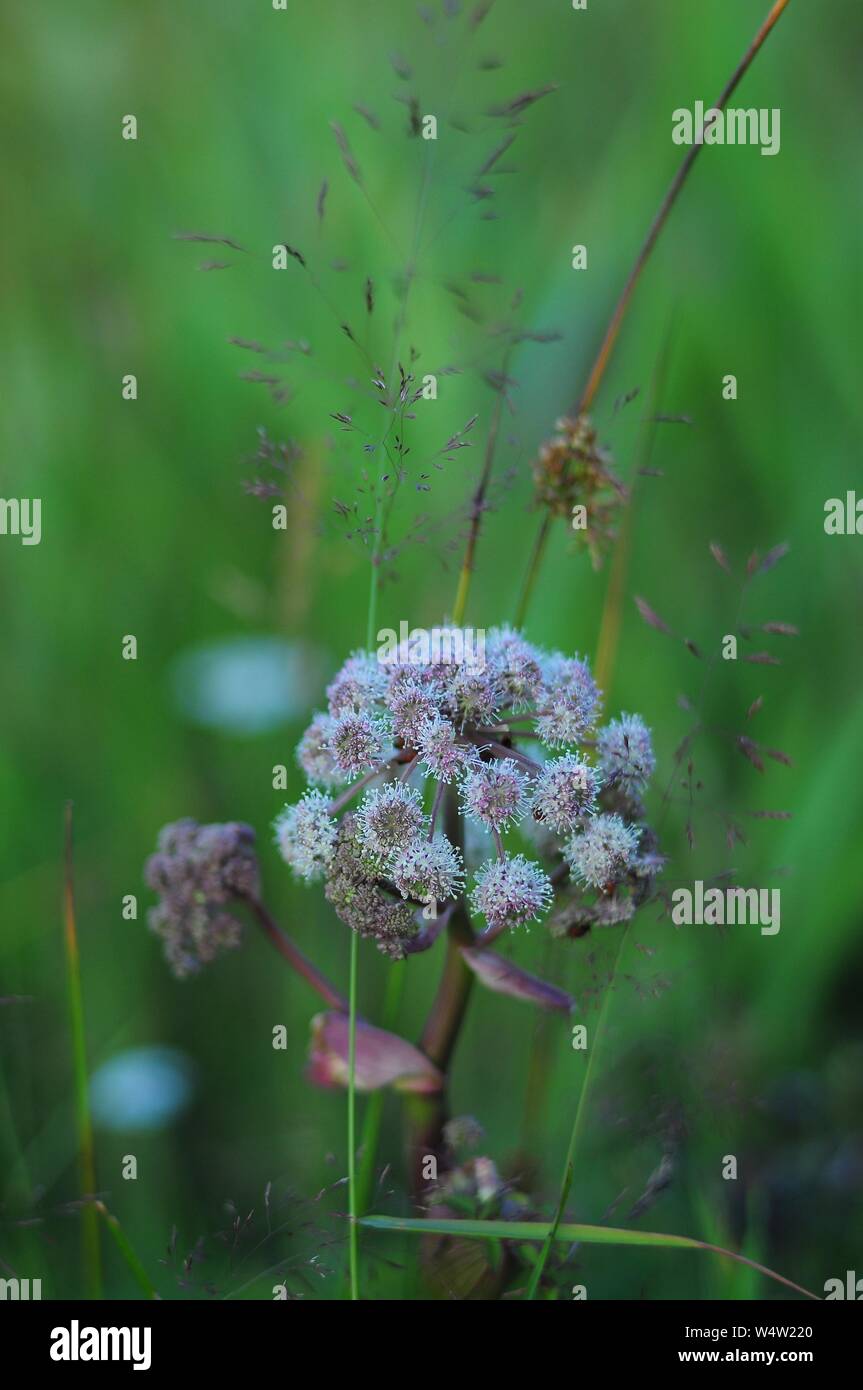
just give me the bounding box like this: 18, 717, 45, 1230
244, 895, 349, 1012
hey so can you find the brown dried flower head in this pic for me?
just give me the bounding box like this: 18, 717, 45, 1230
532, 413, 628, 569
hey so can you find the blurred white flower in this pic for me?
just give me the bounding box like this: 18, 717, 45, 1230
171, 636, 325, 735
89, 1046, 195, 1131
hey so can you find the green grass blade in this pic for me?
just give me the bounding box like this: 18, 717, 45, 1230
359, 1215, 819, 1300
93, 1202, 159, 1299
347, 927, 359, 1299
525, 925, 629, 1299
356, 959, 405, 1214
63, 802, 102, 1300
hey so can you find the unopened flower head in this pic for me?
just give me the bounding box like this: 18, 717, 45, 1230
597, 713, 655, 792
470, 852, 553, 930
273, 790, 338, 882
144, 819, 259, 978
532, 753, 601, 831
391, 834, 464, 903
417, 715, 475, 783
565, 812, 641, 889
355, 782, 427, 865
329, 709, 386, 776
443, 1114, 484, 1153
296, 712, 346, 787
460, 758, 530, 832
326, 650, 387, 715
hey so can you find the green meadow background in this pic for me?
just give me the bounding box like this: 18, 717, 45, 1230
2, 0, 862, 1299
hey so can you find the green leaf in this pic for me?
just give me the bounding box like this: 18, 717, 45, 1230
359, 1215, 819, 1300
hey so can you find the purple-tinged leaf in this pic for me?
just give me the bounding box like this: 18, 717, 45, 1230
746, 695, 764, 720
709, 541, 732, 574
307, 1013, 443, 1094
762, 622, 799, 637
744, 652, 781, 666
460, 948, 574, 1013
750, 810, 792, 820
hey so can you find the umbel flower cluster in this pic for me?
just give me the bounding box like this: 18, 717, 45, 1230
144, 820, 260, 978
273, 626, 660, 958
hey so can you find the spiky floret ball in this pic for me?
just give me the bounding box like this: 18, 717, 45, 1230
273, 790, 338, 883
449, 663, 500, 730
386, 677, 440, 746
532, 753, 601, 832
326, 650, 387, 715
144, 820, 259, 978
565, 812, 641, 889
390, 835, 464, 903
470, 852, 553, 930
417, 715, 476, 783
534, 652, 601, 749
386, 659, 444, 699
488, 626, 544, 711
329, 709, 386, 776
354, 782, 427, 866
597, 713, 655, 792
542, 653, 601, 728
296, 712, 346, 788
460, 759, 530, 832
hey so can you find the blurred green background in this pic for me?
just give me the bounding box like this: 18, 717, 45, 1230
2, 0, 862, 1300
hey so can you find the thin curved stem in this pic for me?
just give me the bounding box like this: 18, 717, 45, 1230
515, 0, 794, 627
452, 348, 513, 626
576, 0, 793, 421
347, 931, 359, 1299
525, 925, 630, 1299
245, 895, 348, 1012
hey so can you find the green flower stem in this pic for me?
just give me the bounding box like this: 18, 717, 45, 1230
347, 929, 359, 1299
63, 803, 102, 1301
356, 960, 406, 1215
525, 924, 630, 1299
